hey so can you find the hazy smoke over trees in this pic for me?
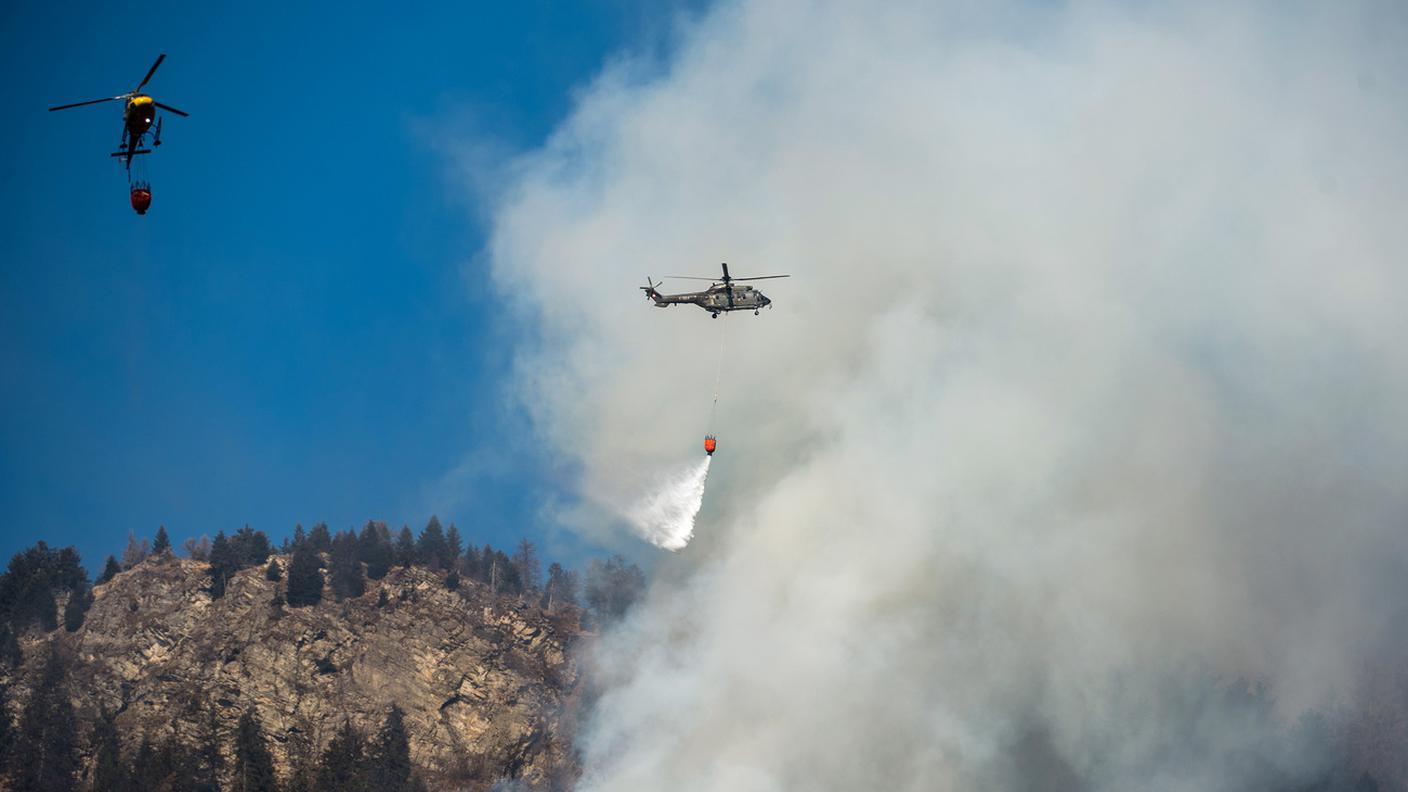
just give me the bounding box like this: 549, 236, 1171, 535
478, 1, 1408, 789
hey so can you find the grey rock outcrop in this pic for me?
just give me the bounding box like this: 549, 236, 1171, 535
8, 556, 582, 790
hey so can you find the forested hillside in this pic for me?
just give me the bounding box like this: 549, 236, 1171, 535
0, 520, 645, 792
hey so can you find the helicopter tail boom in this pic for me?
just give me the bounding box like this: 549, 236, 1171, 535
641, 278, 668, 305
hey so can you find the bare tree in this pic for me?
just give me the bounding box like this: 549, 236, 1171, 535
183, 535, 212, 561
121, 531, 151, 569
512, 539, 541, 593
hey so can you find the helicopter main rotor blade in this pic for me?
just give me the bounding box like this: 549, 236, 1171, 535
48, 95, 126, 111
134, 54, 166, 93
730, 275, 790, 281
154, 102, 189, 117
664, 276, 723, 282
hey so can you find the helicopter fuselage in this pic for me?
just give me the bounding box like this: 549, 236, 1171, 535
124, 95, 156, 139
646, 284, 772, 315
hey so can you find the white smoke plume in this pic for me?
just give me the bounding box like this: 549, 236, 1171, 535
477, 0, 1408, 789
626, 455, 712, 551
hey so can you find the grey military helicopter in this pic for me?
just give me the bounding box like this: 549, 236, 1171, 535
641, 263, 789, 317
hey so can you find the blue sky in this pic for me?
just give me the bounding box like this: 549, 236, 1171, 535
0, 1, 693, 574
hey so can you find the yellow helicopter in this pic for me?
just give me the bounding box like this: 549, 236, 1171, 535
49, 54, 188, 169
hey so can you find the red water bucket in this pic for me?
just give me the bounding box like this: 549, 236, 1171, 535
130, 188, 152, 215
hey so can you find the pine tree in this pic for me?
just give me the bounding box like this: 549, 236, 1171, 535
208, 531, 237, 599
195, 703, 224, 792
512, 539, 540, 593
7, 649, 79, 791
159, 738, 202, 792
417, 517, 449, 569
0, 542, 89, 633
445, 524, 463, 567
461, 545, 481, 580
394, 527, 416, 569
233, 526, 272, 567
130, 736, 159, 791
97, 555, 122, 585
0, 626, 18, 668
359, 522, 393, 581
585, 555, 646, 620
315, 720, 367, 792
285, 543, 323, 608
292, 524, 307, 549
499, 550, 522, 596
445, 569, 459, 592
283, 764, 314, 792
61, 585, 91, 632
369, 706, 414, 792
90, 710, 125, 792
265, 558, 282, 582
232, 709, 278, 792
307, 523, 332, 554
543, 563, 579, 611
329, 532, 365, 601
153, 525, 172, 556
0, 682, 13, 774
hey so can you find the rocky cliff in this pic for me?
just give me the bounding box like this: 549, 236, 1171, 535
6, 556, 583, 791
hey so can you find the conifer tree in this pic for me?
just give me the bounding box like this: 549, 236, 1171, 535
0, 542, 88, 632
195, 703, 224, 792
0, 627, 18, 668
7, 649, 79, 792
369, 706, 414, 792
315, 720, 367, 792
232, 709, 278, 792
446, 523, 463, 566
417, 517, 449, 569
208, 531, 238, 599
394, 527, 416, 569
329, 532, 365, 601
130, 736, 159, 791
359, 522, 393, 581
544, 563, 579, 611
90, 710, 125, 792
285, 543, 323, 608
499, 550, 522, 596
97, 555, 122, 585
585, 555, 646, 620
307, 523, 332, 554
265, 558, 282, 582
153, 525, 172, 556
282, 764, 314, 792
512, 539, 540, 592
461, 545, 481, 581
292, 523, 307, 549
445, 569, 459, 592
0, 682, 12, 773
233, 526, 272, 567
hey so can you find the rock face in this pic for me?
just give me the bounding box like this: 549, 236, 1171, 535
14, 557, 581, 790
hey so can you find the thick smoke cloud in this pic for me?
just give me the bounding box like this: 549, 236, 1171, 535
481, 1, 1408, 788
